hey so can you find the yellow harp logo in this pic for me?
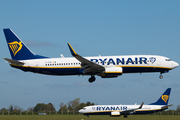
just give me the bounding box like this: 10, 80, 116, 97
8, 41, 23, 56
161, 95, 169, 103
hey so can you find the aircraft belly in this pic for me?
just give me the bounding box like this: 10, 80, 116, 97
122, 67, 171, 73
84, 112, 111, 116
40, 68, 81, 75
11, 65, 82, 75
133, 109, 163, 115
11, 64, 171, 75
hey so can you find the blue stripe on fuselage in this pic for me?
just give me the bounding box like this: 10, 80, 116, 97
122, 66, 171, 73
10, 64, 171, 76
10, 65, 82, 75
133, 109, 165, 115
83, 108, 166, 116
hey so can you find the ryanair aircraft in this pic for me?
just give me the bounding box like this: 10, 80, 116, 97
79, 88, 172, 118
3, 29, 179, 83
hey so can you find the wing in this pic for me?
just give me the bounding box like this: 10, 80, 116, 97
67, 43, 105, 74
120, 102, 144, 114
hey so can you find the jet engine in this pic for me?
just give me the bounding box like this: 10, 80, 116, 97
101, 66, 122, 78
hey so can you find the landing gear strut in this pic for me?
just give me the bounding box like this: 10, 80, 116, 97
159, 74, 163, 79
88, 75, 96, 83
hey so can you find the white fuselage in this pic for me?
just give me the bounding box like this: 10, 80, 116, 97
11, 55, 178, 77
79, 104, 167, 115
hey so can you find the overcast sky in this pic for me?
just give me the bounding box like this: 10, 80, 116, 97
0, 0, 180, 111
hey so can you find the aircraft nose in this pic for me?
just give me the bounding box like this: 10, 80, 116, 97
173, 61, 179, 68
78, 109, 83, 113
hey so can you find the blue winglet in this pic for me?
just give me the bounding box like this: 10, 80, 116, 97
67, 43, 78, 56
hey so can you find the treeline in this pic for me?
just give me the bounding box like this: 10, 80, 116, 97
0, 98, 95, 114
59, 98, 95, 113
1, 98, 180, 115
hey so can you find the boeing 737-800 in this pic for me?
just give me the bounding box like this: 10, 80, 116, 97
3, 29, 179, 83
79, 88, 172, 118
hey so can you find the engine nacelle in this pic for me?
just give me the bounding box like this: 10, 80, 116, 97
110, 111, 121, 117
101, 67, 122, 78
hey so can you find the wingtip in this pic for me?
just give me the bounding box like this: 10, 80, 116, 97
67, 43, 77, 56
139, 102, 144, 109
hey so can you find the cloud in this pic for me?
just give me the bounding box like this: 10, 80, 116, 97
24, 40, 57, 47
0, 81, 9, 85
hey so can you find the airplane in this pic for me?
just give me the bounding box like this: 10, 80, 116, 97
78, 88, 172, 118
3, 28, 179, 83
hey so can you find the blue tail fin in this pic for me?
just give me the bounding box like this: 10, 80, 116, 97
3, 28, 48, 60
149, 88, 171, 105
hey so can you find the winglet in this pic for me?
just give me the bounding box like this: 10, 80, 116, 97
67, 43, 78, 56
138, 102, 144, 109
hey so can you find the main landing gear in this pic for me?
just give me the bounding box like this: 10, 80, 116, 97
88, 75, 96, 83
124, 115, 128, 118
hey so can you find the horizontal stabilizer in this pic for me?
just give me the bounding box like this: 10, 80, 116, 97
4, 58, 24, 65
161, 104, 173, 109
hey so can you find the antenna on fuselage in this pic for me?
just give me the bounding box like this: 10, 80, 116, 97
60, 54, 65, 58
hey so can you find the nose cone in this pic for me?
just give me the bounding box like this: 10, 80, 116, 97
173, 61, 179, 68
78, 109, 83, 113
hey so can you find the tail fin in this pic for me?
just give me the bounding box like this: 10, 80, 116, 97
149, 88, 171, 105
3, 28, 48, 60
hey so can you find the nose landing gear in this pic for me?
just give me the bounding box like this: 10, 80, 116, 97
159, 74, 163, 79
88, 75, 96, 83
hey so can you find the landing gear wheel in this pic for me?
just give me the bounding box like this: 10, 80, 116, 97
124, 115, 127, 118
88, 75, 96, 83
159, 74, 163, 79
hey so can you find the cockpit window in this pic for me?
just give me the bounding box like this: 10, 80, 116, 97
165, 59, 171, 61
83, 108, 86, 110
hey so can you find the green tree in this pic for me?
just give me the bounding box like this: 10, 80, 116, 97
9, 104, 13, 112
176, 105, 180, 111
27, 107, 34, 112
47, 103, 55, 112
0, 108, 8, 113
59, 102, 68, 112
86, 101, 95, 106
33, 103, 46, 112
33, 103, 55, 112
68, 102, 73, 112
77, 103, 87, 110
86, 101, 91, 106
14, 105, 23, 112
68, 98, 80, 112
